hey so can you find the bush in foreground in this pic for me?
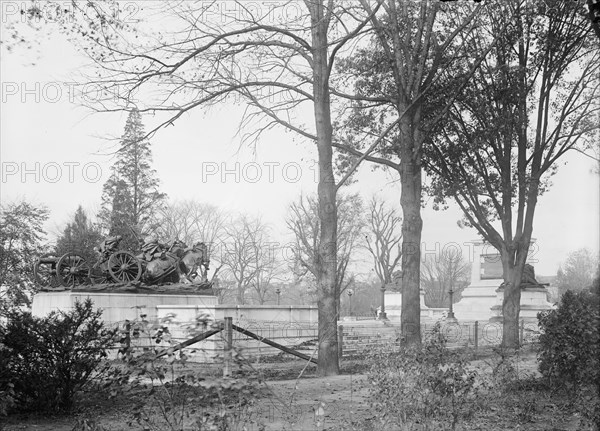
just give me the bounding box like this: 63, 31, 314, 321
0, 299, 115, 413
365, 324, 484, 430
538, 288, 600, 428
537, 289, 599, 387
104, 313, 263, 431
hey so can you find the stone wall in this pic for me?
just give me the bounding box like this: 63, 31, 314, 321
32, 292, 318, 363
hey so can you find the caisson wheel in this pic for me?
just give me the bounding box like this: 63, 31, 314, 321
108, 251, 142, 283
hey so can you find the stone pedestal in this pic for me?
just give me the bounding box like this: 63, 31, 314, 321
453, 241, 503, 321
453, 281, 500, 321
32, 290, 218, 324
452, 240, 554, 322
490, 286, 554, 323
381, 290, 428, 320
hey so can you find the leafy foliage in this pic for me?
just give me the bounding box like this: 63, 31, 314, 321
0, 348, 16, 416
425, 1, 598, 227
423, 0, 599, 348
98, 109, 166, 250
0, 200, 49, 316
537, 288, 600, 430
366, 324, 484, 430
537, 289, 599, 387
1, 0, 134, 58
0, 299, 115, 413
105, 314, 264, 430
487, 352, 548, 427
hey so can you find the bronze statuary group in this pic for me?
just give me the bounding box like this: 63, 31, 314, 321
33, 236, 211, 291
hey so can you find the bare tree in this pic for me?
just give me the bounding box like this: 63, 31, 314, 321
287, 193, 365, 316
364, 196, 402, 288
210, 275, 230, 305
556, 248, 600, 297
155, 200, 225, 252
420, 248, 470, 308
220, 215, 276, 305
250, 248, 286, 305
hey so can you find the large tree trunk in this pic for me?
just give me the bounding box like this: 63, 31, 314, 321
502, 177, 539, 348
502, 251, 525, 348
399, 120, 423, 345
310, 0, 339, 376
499, 246, 520, 348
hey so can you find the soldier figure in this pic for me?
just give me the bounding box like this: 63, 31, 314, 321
141, 236, 167, 261
96, 235, 122, 260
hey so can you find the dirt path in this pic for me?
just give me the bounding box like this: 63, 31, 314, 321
252, 374, 370, 430
0, 373, 371, 431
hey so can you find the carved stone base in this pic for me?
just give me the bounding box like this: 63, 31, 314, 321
32, 290, 218, 323
452, 280, 499, 321
490, 286, 555, 324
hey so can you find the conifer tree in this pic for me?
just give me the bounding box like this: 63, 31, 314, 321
55, 206, 103, 263
99, 109, 166, 250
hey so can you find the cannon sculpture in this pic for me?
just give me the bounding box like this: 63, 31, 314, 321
33, 252, 91, 289
33, 235, 211, 289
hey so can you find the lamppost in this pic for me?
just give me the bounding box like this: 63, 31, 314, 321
379, 284, 388, 320
446, 287, 458, 323
276, 287, 281, 305
347, 289, 353, 317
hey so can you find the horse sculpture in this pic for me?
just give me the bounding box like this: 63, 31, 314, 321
142, 240, 210, 285
179, 242, 210, 283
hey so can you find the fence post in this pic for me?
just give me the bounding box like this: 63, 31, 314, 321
338, 325, 344, 359
519, 319, 524, 345
474, 321, 479, 355
223, 317, 233, 377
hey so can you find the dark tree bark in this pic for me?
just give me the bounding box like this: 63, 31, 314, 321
307, 0, 340, 374
333, 1, 485, 345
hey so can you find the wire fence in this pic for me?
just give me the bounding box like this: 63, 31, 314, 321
338, 319, 540, 358
116, 317, 539, 365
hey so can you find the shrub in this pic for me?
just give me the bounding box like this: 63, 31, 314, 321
0, 344, 16, 416
105, 314, 263, 431
537, 289, 599, 388
538, 289, 600, 429
0, 299, 115, 413
365, 324, 484, 430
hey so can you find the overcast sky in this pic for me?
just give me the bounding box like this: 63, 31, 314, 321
1, 6, 598, 277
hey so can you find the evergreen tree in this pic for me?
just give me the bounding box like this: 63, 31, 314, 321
55, 206, 103, 263
99, 109, 166, 250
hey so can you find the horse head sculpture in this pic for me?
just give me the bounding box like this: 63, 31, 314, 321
179, 241, 210, 283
